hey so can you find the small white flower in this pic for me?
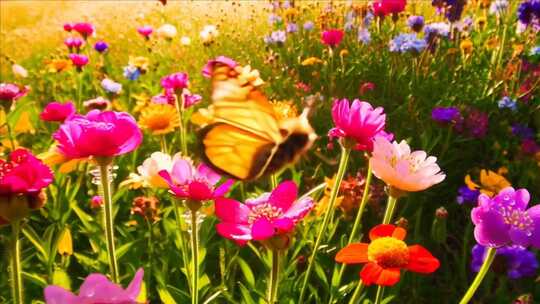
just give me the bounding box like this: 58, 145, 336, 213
156, 23, 177, 39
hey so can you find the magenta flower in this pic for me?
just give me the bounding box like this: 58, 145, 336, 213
158, 157, 233, 202
321, 29, 344, 47
40, 101, 76, 122
215, 180, 314, 246
202, 56, 238, 78
328, 99, 392, 151
160, 72, 189, 92
0, 149, 53, 196
64, 37, 84, 50
0, 83, 29, 103
73, 22, 95, 39
63, 23, 73, 32
68, 54, 89, 69
183, 90, 202, 108
53, 110, 143, 159
137, 25, 153, 38
44, 268, 143, 304
472, 187, 540, 249
373, 0, 407, 17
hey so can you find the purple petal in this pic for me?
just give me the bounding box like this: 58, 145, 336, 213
158, 170, 188, 197
197, 163, 221, 185
171, 159, 193, 184
268, 180, 298, 211
527, 205, 540, 249
125, 268, 144, 299
215, 197, 250, 223
509, 227, 531, 247
283, 197, 314, 221
78, 274, 126, 300
44, 286, 79, 304
514, 189, 531, 210
251, 218, 275, 240
473, 210, 510, 247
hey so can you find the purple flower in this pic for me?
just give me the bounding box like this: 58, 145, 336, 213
512, 123, 535, 139
457, 185, 480, 205
521, 139, 540, 154
44, 268, 143, 304
269, 30, 287, 44
471, 244, 538, 279
389, 33, 427, 53
161, 72, 189, 91
357, 28, 371, 45
202, 56, 237, 78
268, 13, 282, 25
517, 0, 540, 25
498, 96, 517, 111
303, 21, 314, 31
286, 23, 298, 33
123, 65, 140, 81
424, 22, 450, 38
101, 78, 122, 94
407, 15, 425, 32
431, 106, 461, 124
94, 41, 108, 53
472, 187, 540, 248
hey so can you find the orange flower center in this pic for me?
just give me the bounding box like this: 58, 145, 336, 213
367, 237, 409, 268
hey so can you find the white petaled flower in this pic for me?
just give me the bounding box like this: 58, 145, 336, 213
12, 64, 28, 78
156, 24, 177, 39
200, 25, 219, 44
180, 36, 191, 45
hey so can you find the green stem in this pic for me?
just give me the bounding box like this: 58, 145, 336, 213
330, 163, 372, 303
458, 247, 496, 304
382, 195, 398, 225
374, 286, 385, 304
298, 147, 351, 303
77, 71, 83, 110
160, 135, 168, 153
173, 201, 191, 291
10, 220, 23, 304
270, 174, 279, 189
190, 210, 199, 304
348, 281, 364, 304
175, 93, 188, 155
267, 249, 281, 304
100, 164, 119, 283
5, 121, 16, 151
146, 219, 154, 299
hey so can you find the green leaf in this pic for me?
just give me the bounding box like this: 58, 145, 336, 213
52, 268, 71, 290
22, 272, 47, 288
116, 240, 139, 259
157, 286, 177, 304
21, 226, 48, 261
236, 257, 255, 287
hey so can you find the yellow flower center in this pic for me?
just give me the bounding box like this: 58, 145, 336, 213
367, 237, 409, 268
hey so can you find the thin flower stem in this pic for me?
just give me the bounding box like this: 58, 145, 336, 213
190, 209, 199, 304
374, 286, 385, 304
160, 135, 168, 153
267, 249, 281, 304
77, 71, 83, 110
270, 174, 279, 189
458, 247, 496, 304
348, 281, 364, 304
298, 147, 351, 303
173, 201, 191, 291
330, 162, 372, 303
146, 219, 154, 297
382, 195, 398, 225
100, 164, 119, 283
10, 219, 23, 304
175, 93, 188, 155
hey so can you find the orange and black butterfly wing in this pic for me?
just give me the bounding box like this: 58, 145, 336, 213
200, 123, 278, 180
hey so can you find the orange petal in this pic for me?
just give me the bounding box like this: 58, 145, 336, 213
369, 224, 397, 241
375, 268, 401, 286
360, 262, 383, 286
392, 227, 407, 240
405, 245, 440, 274
335, 243, 369, 264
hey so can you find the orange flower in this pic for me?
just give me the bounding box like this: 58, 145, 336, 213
335, 224, 440, 286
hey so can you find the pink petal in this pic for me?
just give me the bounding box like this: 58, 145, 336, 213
213, 179, 234, 198
273, 218, 294, 233
215, 197, 250, 223
78, 274, 125, 299
216, 222, 252, 245
171, 159, 193, 184
188, 181, 213, 201
251, 218, 275, 240
197, 163, 221, 185
269, 180, 298, 211
158, 170, 188, 197
44, 286, 79, 304
283, 197, 314, 221
125, 268, 144, 299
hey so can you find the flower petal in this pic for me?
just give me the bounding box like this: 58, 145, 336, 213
375, 268, 401, 286
335, 243, 369, 264
472, 209, 510, 247
251, 218, 275, 240
78, 274, 125, 300
125, 268, 144, 299
369, 224, 398, 241
405, 245, 440, 274
282, 197, 314, 221
216, 222, 252, 245
44, 286, 79, 304
273, 218, 294, 233
215, 197, 250, 224
359, 262, 383, 286
213, 179, 234, 198
268, 180, 298, 211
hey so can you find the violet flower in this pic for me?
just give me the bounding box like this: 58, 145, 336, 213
471, 244, 538, 279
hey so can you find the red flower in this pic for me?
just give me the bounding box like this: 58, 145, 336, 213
335, 224, 439, 286
40, 101, 76, 122
373, 0, 407, 17
321, 29, 344, 47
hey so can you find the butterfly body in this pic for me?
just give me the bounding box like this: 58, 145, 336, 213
198, 60, 316, 180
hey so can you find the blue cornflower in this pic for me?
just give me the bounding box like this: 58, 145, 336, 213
498, 96, 518, 111
123, 65, 140, 81
389, 33, 427, 53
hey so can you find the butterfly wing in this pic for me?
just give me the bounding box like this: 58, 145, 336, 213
201, 123, 277, 180
210, 65, 283, 143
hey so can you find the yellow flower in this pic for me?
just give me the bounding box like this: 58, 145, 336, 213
132, 93, 151, 113
476, 17, 487, 31
39, 145, 86, 174
315, 176, 343, 216
271, 100, 299, 120
138, 103, 180, 135
465, 169, 511, 197
484, 37, 499, 50
129, 56, 149, 73
45, 59, 72, 73
284, 8, 299, 20
301, 57, 323, 66
460, 39, 474, 55
57, 227, 73, 256
1, 110, 35, 135
512, 44, 524, 58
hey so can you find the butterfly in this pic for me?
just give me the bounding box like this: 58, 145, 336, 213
196, 58, 317, 181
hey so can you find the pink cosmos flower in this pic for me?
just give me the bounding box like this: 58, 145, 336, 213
160, 72, 189, 92
328, 99, 392, 151
53, 110, 143, 159
73, 22, 95, 39
137, 25, 153, 38
202, 56, 238, 78
370, 136, 445, 192
215, 180, 314, 246
0, 149, 53, 196
40, 101, 76, 122
0, 83, 29, 103
68, 54, 89, 69
158, 158, 233, 202
321, 29, 344, 47
44, 268, 143, 304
